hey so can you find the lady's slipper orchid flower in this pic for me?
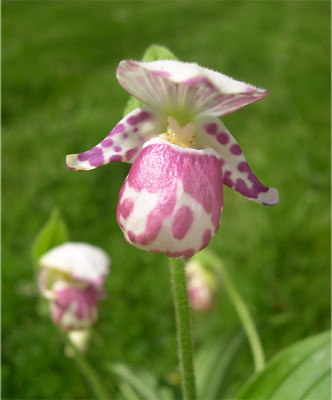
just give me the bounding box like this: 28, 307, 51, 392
66, 60, 278, 259
39, 242, 110, 330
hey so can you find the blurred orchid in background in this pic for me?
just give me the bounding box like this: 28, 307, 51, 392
186, 259, 216, 312
38, 242, 110, 331
67, 60, 278, 258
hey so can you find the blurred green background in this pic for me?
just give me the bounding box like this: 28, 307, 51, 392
2, 1, 330, 399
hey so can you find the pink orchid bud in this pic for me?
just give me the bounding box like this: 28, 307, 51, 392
186, 260, 215, 312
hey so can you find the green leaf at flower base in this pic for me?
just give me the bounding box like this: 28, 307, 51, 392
122, 44, 177, 117
236, 330, 331, 400
32, 209, 69, 267
107, 363, 175, 400
141, 44, 177, 62
195, 330, 245, 400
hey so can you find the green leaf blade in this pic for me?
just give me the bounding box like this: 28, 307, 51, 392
32, 209, 69, 267
141, 44, 177, 62
108, 363, 163, 400
236, 331, 331, 400
195, 331, 245, 400
300, 369, 331, 400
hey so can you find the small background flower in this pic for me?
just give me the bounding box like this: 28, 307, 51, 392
186, 259, 217, 313
38, 242, 110, 331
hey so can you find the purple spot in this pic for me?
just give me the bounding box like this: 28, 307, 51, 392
133, 127, 139, 133
127, 230, 137, 244
220, 158, 225, 167
110, 124, 125, 136
230, 144, 242, 155
183, 76, 215, 90
165, 250, 182, 258
101, 137, 114, 148
137, 209, 163, 246
122, 133, 129, 139
183, 76, 204, 85
205, 123, 217, 135
119, 198, 134, 220
77, 151, 90, 161
224, 170, 234, 188
183, 248, 195, 259
172, 206, 194, 240
217, 132, 229, 145
125, 147, 139, 161
88, 147, 104, 167
127, 111, 151, 126
166, 248, 195, 259
235, 179, 259, 199
237, 161, 250, 172
200, 229, 211, 250
230, 168, 269, 199
113, 146, 122, 153
154, 70, 171, 78
248, 173, 269, 193
109, 155, 122, 162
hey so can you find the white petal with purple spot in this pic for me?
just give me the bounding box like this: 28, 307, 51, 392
66, 107, 162, 170
196, 116, 279, 205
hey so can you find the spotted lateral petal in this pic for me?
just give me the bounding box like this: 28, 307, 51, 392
66, 107, 162, 171
196, 116, 279, 205
117, 60, 267, 118
116, 137, 224, 259
39, 242, 110, 286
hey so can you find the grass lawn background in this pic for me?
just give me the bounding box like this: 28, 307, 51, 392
2, 1, 330, 399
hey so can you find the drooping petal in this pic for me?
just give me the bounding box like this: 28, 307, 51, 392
50, 280, 98, 331
39, 242, 110, 286
196, 116, 279, 205
117, 60, 267, 118
116, 137, 223, 259
66, 107, 162, 171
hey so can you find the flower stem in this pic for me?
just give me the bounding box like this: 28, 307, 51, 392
59, 330, 110, 399
169, 257, 196, 400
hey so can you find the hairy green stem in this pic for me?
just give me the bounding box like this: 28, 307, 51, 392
169, 257, 196, 400
60, 330, 110, 399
